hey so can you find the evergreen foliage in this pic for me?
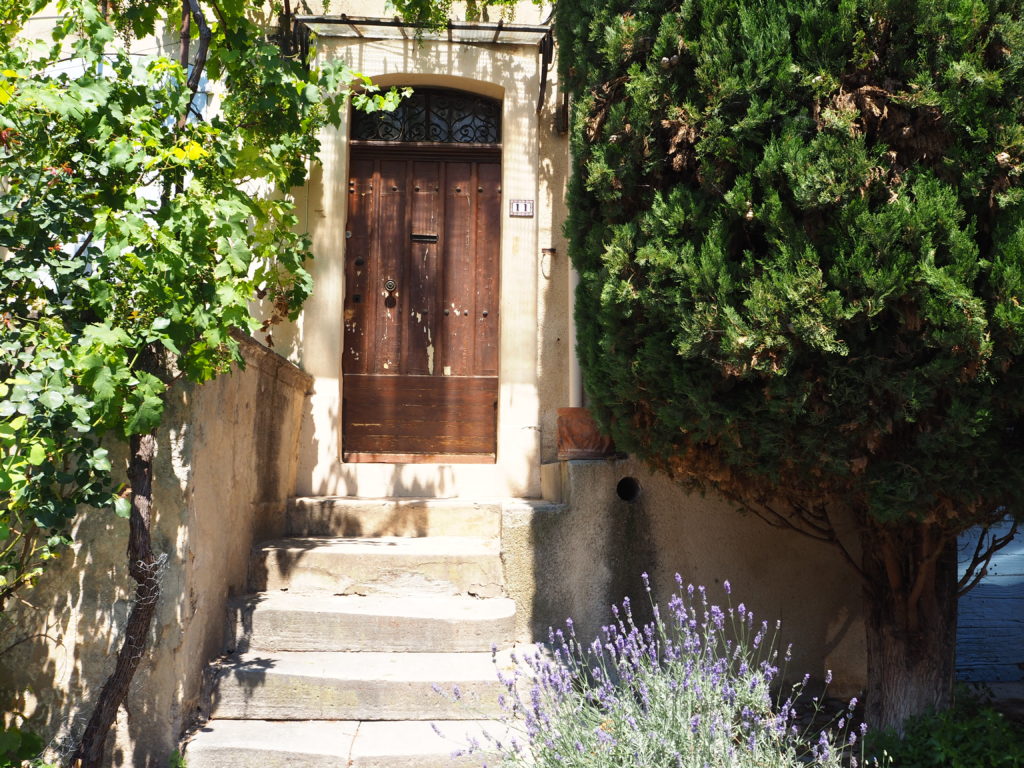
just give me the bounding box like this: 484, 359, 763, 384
555, 0, 1024, 728
558, 0, 1024, 530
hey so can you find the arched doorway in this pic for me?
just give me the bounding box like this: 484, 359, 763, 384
342, 88, 502, 463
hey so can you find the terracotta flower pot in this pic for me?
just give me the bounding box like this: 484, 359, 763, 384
556, 407, 616, 460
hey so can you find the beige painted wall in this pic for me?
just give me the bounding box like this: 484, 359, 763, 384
277, 1, 570, 498
0, 338, 311, 766
505, 459, 868, 696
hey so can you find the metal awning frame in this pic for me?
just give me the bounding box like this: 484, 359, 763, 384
294, 14, 550, 46
290, 15, 556, 113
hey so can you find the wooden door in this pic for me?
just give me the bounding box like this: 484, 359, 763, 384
342, 144, 501, 462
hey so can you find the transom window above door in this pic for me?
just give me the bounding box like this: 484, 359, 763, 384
350, 88, 501, 144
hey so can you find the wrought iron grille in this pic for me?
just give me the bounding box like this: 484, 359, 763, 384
351, 88, 501, 144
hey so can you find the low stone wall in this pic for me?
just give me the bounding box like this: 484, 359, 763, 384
504, 458, 867, 697
0, 335, 311, 766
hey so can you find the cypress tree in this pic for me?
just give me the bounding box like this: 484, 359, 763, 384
556, 0, 1024, 730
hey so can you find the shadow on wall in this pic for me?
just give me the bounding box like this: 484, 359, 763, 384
531, 465, 656, 641
511, 458, 867, 698
0, 336, 312, 768
534, 46, 571, 465
0, 510, 134, 765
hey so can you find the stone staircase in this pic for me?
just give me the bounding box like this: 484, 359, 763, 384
184, 498, 523, 767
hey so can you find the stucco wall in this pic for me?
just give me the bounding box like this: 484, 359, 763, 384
504, 458, 868, 697
0, 336, 311, 766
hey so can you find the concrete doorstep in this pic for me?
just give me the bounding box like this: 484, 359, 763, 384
286, 497, 506, 540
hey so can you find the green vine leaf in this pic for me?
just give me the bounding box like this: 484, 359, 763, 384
38, 389, 64, 409
27, 443, 48, 466
113, 497, 131, 519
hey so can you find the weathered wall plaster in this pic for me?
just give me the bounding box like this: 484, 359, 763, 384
0, 337, 311, 766
504, 459, 868, 697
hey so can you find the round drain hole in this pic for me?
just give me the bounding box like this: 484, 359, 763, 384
616, 476, 641, 502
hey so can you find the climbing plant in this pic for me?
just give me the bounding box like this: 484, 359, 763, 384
389, 0, 538, 31
0, 0, 400, 608
0, 0, 407, 761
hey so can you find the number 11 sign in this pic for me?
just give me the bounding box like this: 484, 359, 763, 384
509, 199, 534, 218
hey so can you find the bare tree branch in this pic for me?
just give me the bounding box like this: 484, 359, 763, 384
785, 498, 834, 537
957, 519, 1019, 597
0, 632, 60, 659
821, 504, 871, 586
725, 488, 873, 586
72, 232, 93, 264
720, 488, 833, 542
185, 0, 212, 96
960, 522, 990, 588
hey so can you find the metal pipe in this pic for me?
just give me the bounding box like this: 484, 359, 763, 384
569, 265, 583, 407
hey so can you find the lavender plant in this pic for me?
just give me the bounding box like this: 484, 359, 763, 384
478, 575, 868, 768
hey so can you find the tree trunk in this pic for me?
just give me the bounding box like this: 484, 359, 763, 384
861, 520, 959, 733
72, 432, 159, 768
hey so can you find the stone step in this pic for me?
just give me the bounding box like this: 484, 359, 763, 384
185, 721, 357, 768
208, 651, 508, 721
185, 719, 507, 767
249, 536, 504, 597
287, 497, 505, 539
226, 593, 517, 653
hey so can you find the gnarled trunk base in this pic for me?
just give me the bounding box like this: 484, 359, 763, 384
861, 521, 958, 733
72, 432, 159, 768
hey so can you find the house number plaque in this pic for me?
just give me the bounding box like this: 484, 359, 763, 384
509, 199, 535, 218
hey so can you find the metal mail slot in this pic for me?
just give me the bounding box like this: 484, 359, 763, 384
410, 233, 439, 243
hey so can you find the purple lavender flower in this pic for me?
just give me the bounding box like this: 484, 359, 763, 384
471, 575, 852, 768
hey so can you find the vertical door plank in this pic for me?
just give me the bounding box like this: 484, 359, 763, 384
343, 157, 376, 375
404, 161, 441, 375
373, 159, 406, 374
441, 162, 475, 376
344, 146, 500, 460
474, 162, 501, 377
